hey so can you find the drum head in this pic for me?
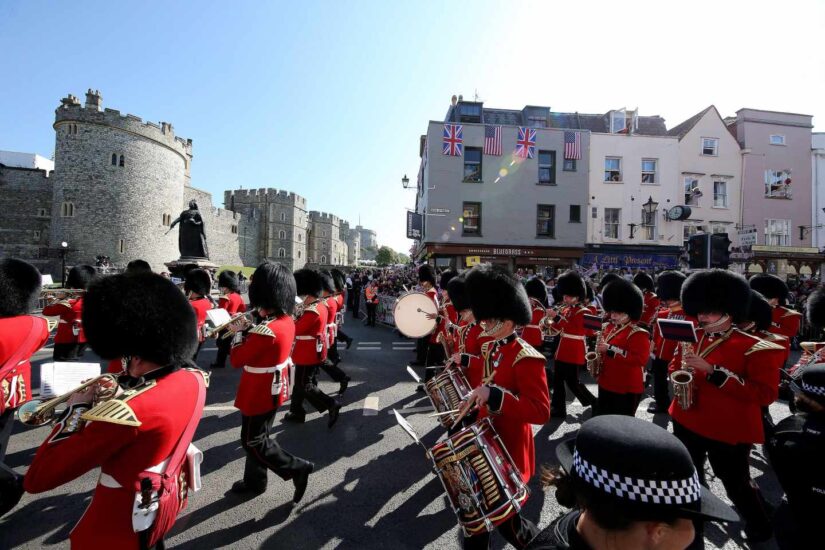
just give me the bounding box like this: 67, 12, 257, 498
394, 292, 438, 338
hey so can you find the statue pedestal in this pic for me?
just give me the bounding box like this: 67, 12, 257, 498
164, 257, 218, 280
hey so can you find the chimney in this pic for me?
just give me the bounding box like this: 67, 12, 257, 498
85, 88, 102, 111
451, 95, 457, 106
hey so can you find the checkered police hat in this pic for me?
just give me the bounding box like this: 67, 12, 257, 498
795, 364, 825, 406
556, 416, 738, 523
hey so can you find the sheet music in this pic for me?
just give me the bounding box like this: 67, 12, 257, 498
205, 308, 231, 327
656, 319, 698, 343
393, 409, 421, 445
39, 362, 101, 398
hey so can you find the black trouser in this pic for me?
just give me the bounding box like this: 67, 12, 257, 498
290, 364, 335, 416
352, 295, 361, 318
214, 336, 231, 367
462, 512, 538, 550
192, 341, 204, 363
327, 335, 341, 364
240, 410, 310, 488
0, 410, 14, 463
366, 302, 377, 326
319, 341, 348, 384
673, 421, 772, 541
595, 388, 641, 417
53, 342, 84, 361
651, 358, 671, 410
423, 342, 445, 383
551, 361, 595, 413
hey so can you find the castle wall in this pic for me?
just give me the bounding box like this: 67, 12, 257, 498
0, 166, 54, 271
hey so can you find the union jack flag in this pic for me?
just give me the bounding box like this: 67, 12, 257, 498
515, 127, 536, 159
484, 125, 502, 156
442, 124, 463, 156
564, 131, 582, 160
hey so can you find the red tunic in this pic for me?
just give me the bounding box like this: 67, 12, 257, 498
476, 337, 550, 482
520, 300, 546, 349
230, 315, 295, 415
325, 296, 338, 342
597, 323, 650, 394
292, 301, 327, 366
218, 292, 246, 315
668, 328, 783, 444
42, 298, 84, 344
0, 315, 49, 413
24, 368, 206, 549
189, 297, 213, 343
458, 322, 492, 388
652, 305, 698, 361
639, 291, 661, 329
426, 288, 440, 344
771, 306, 802, 341
548, 304, 587, 365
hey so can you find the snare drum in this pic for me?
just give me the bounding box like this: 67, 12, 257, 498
394, 291, 438, 338
428, 418, 529, 535
425, 367, 472, 428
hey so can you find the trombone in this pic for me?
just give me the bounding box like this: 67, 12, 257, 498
17, 374, 120, 426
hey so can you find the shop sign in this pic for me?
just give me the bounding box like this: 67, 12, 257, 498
752, 245, 819, 254
581, 252, 678, 269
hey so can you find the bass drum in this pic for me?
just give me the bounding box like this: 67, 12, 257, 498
393, 292, 438, 338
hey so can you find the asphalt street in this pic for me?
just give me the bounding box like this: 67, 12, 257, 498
0, 315, 800, 550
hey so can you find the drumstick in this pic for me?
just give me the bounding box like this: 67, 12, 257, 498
428, 409, 459, 417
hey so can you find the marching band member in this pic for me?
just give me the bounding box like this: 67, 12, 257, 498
417, 265, 443, 380
446, 274, 492, 389
125, 259, 152, 274
285, 269, 341, 428
522, 278, 548, 350
648, 271, 694, 414
227, 262, 314, 501
749, 273, 802, 347
318, 270, 351, 395
456, 265, 550, 549
210, 270, 247, 369
434, 270, 459, 357
594, 278, 649, 417
545, 271, 595, 418
24, 272, 208, 548
0, 259, 50, 516
632, 271, 660, 333
184, 268, 214, 363
671, 269, 784, 544
330, 268, 354, 351
42, 264, 96, 361
527, 416, 738, 550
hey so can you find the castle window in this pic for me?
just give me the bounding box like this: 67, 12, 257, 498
60, 202, 75, 217
119, 155, 125, 167
298, 233, 302, 242
118, 239, 125, 253
322, 231, 326, 237
298, 250, 302, 259
279, 230, 286, 239
37, 208, 48, 217
321, 255, 327, 264
230, 225, 238, 234
33, 230, 41, 240
162, 213, 172, 226
280, 212, 286, 222
278, 248, 286, 258
111, 154, 117, 166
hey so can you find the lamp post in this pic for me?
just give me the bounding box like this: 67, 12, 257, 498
60, 241, 68, 286
401, 174, 410, 189
642, 196, 659, 240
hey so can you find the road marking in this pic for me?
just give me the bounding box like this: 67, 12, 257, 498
204, 405, 237, 411
357, 347, 380, 351
389, 405, 434, 414
392, 341, 415, 345
363, 395, 380, 415
360, 342, 380, 345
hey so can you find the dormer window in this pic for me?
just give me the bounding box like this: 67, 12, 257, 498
524, 106, 549, 128
457, 102, 482, 123
610, 109, 637, 134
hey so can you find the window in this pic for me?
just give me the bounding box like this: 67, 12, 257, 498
457, 102, 482, 123
279, 230, 286, 239
119, 155, 125, 167
538, 151, 556, 184
322, 231, 326, 237
604, 157, 622, 182
713, 181, 728, 208
641, 207, 657, 240
60, 202, 75, 217
604, 208, 620, 239
162, 213, 171, 225
463, 147, 482, 182
683, 224, 700, 242
298, 233, 302, 242
569, 205, 581, 223
231, 225, 238, 234
610, 111, 627, 134
684, 177, 700, 205
118, 239, 125, 254
33, 230, 41, 240
37, 208, 48, 217
111, 153, 117, 166
563, 158, 576, 172
591, 207, 598, 219
770, 134, 786, 146
68, 124, 78, 135
298, 250, 301, 258
765, 219, 791, 246
711, 223, 728, 235
462, 202, 481, 235
278, 248, 286, 257
765, 169, 792, 198
321, 255, 327, 264
536, 205, 555, 237
280, 212, 286, 221
641, 159, 657, 184
701, 138, 718, 156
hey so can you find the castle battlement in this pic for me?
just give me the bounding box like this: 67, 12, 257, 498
225, 187, 307, 206
309, 211, 341, 224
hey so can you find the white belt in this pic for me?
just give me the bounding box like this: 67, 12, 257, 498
561, 334, 586, 341
525, 325, 541, 330
59, 320, 69, 324
243, 359, 292, 374
99, 458, 170, 489
295, 335, 315, 340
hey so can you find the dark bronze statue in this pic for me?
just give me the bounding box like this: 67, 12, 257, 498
167, 200, 209, 259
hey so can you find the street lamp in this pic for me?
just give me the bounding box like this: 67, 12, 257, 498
401, 174, 410, 189
60, 241, 68, 286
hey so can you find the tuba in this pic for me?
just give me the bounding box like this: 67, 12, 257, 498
585, 329, 604, 378
17, 374, 120, 426
670, 342, 695, 410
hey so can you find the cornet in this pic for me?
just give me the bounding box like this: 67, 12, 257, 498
540, 305, 565, 336
670, 342, 695, 410
17, 374, 120, 426
40, 288, 85, 300
207, 311, 256, 339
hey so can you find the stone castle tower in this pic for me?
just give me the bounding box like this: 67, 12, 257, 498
49, 90, 193, 270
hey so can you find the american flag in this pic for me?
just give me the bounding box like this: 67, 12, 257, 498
515, 127, 536, 159
484, 125, 502, 156
442, 124, 463, 156
564, 131, 582, 160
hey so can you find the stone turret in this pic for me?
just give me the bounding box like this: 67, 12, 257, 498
84, 89, 102, 111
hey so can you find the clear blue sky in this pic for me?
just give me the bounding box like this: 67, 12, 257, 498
2, 1, 823, 254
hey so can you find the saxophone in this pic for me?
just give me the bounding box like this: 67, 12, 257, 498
670, 341, 695, 410
585, 329, 604, 378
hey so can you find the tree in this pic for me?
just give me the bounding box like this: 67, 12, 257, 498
397, 253, 410, 264
375, 246, 398, 266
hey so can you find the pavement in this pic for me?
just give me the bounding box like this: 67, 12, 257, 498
0, 316, 801, 549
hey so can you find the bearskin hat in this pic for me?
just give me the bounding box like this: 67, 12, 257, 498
83, 273, 197, 365
218, 270, 240, 292
806, 286, 825, 328
184, 268, 211, 296
602, 278, 644, 320
447, 273, 470, 312
440, 270, 457, 290
319, 270, 335, 294
0, 258, 42, 317
294, 268, 323, 298
418, 264, 436, 286
749, 274, 789, 305
746, 291, 773, 332
465, 266, 531, 325
330, 268, 347, 292
632, 272, 654, 292
66, 264, 97, 290
556, 270, 586, 301
248, 262, 295, 315
681, 269, 751, 322
598, 272, 621, 292
125, 259, 152, 274
524, 277, 548, 306
656, 271, 687, 302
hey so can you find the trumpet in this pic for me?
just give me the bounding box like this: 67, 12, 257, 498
17, 374, 120, 426
540, 305, 565, 336
207, 311, 256, 339
585, 330, 604, 378
40, 288, 85, 300
670, 342, 695, 410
